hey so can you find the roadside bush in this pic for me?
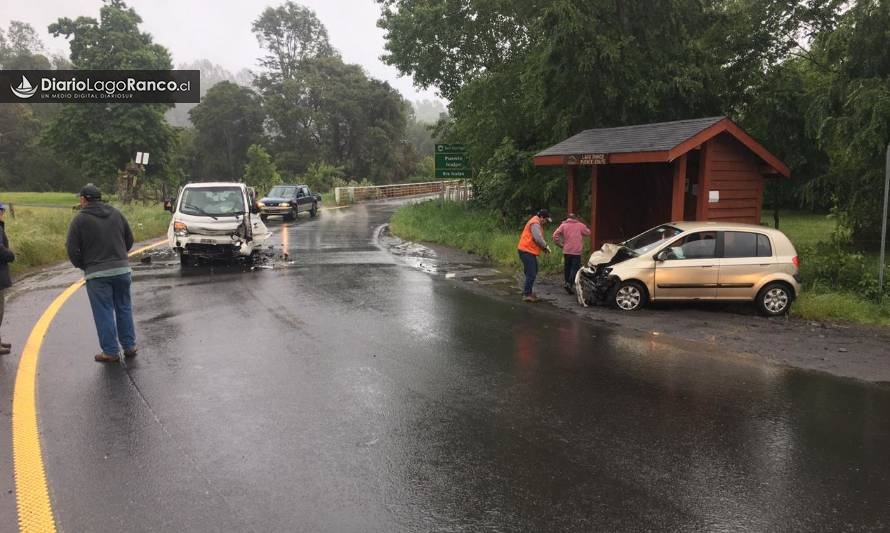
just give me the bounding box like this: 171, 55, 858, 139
799, 238, 888, 300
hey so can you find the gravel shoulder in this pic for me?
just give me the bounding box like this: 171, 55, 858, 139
382, 228, 890, 386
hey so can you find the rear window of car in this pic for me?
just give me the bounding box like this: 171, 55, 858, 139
723, 232, 772, 258
757, 234, 772, 257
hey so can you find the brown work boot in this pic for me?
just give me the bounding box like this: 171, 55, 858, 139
123, 346, 138, 358
94, 353, 120, 363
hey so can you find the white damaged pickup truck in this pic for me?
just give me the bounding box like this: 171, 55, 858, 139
166, 182, 271, 267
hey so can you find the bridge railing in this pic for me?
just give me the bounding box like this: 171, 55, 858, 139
334, 180, 472, 205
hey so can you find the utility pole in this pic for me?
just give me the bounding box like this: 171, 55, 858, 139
879, 142, 889, 302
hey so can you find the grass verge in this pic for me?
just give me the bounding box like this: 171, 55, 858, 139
390, 200, 587, 275
392, 201, 890, 327
5, 203, 170, 276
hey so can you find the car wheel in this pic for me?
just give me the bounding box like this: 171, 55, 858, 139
611, 280, 647, 311
757, 282, 792, 316
285, 208, 297, 221
260, 214, 268, 222
309, 203, 318, 217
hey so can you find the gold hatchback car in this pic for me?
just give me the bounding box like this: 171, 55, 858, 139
575, 222, 801, 316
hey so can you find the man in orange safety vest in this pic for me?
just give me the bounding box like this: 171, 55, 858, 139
517, 209, 552, 302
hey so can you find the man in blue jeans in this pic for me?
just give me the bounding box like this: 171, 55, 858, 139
66, 184, 137, 363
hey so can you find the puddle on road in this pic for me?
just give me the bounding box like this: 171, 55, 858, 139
380, 226, 516, 291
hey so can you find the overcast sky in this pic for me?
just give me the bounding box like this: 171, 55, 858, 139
1, 0, 442, 102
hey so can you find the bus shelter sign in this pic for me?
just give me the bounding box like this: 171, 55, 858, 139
565, 153, 608, 165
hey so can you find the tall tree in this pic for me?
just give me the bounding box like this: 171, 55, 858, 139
807, 0, 890, 246
252, 1, 336, 84
44, 0, 175, 189
189, 81, 265, 180
377, 0, 846, 216
253, 3, 414, 182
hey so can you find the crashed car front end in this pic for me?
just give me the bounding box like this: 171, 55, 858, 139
574, 243, 637, 307
170, 216, 261, 260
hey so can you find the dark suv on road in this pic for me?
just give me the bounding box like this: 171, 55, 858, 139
258, 184, 320, 221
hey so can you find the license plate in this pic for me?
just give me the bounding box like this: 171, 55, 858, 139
200, 238, 215, 244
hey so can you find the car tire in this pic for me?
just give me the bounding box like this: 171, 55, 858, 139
260, 214, 268, 222
309, 203, 318, 217
756, 282, 793, 316
611, 280, 647, 311
285, 208, 297, 221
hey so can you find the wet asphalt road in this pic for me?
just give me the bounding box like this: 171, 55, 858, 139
5, 199, 890, 532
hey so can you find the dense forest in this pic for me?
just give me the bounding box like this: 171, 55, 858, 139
2, 0, 890, 246
0, 0, 440, 197
378, 0, 890, 246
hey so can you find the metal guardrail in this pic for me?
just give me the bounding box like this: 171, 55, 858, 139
334, 180, 472, 205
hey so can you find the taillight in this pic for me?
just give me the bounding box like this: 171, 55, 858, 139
792, 256, 800, 268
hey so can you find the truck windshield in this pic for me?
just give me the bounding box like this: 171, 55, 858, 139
268, 186, 297, 198
180, 187, 245, 217
622, 224, 683, 254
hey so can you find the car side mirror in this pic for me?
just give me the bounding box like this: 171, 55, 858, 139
655, 250, 669, 262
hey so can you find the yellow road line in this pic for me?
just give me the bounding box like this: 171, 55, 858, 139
12, 240, 167, 533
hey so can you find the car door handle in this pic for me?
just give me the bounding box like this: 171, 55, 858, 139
701, 265, 714, 268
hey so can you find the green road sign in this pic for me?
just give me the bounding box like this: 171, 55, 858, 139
435, 143, 470, 178
435, 144, 466, 153
435, 169, 470, 178
435, 153, 468, 169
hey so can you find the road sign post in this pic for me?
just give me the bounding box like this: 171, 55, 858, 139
879, 142, 889, 302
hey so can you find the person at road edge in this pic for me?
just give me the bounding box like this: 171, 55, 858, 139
552, 213, 591, 294
66, 184, 138, 363
517, 209, 552, 302
0, 203, 15, 356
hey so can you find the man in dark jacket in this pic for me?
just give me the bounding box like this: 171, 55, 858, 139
66, 184, 137, 363
0, 202, 15, 356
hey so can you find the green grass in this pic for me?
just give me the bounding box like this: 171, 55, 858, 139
760, 210, 837, 250
5, 203, 171, 276
794, 292, 890, 326
390, 200, 587, 274
2, 192, 82, 208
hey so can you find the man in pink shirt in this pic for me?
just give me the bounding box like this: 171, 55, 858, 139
552, 213, 591, 294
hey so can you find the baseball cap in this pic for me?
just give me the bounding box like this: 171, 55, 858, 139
0, 202, 6, 211
79, 183, 102, 200
536, 208, 552, 222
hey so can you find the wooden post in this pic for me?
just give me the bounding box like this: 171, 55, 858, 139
696, 142, 712, 220
671, 154, 687, 222
567, 166, 577, 214
590, 165, 599, 249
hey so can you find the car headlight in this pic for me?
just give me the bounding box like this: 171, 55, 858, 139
173, 221, 188, 237
257, 201, 265, 207
280, 202, 290, 207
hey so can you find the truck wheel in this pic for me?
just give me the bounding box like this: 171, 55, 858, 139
179, 252, 197, 268
611, 280, 647, 311
310, 203, 318, 217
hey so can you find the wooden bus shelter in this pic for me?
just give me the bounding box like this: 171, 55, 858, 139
533, 116, 790, 248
